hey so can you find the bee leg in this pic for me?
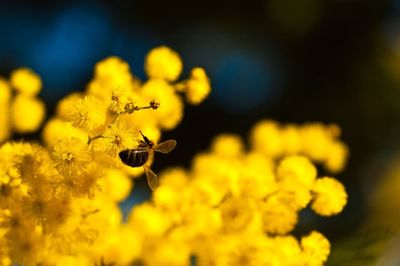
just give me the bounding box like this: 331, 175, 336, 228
143, 165, 158, 191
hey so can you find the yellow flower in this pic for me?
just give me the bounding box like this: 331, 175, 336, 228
10, 95, 45, 133
220, 196, 260, 233
153, 167, 188, 200
250, 120, 283, 157
211, 134, 244, 158
277, 155, 317, 189
86, 56, 136, 100
324, 141, 349, 173
52, 137, 91, 176
239, 152, 278, 199
68, 96, 106, 132
94, 56, 131, 81
281, 124, 302, 155
145, 46, 183, 81
300, 123, 335, 162
311, 177, 347, 216
270, 236, 303, 266
141, 79, 183, 129
99, 169, 132, 202
128, 203, 171, 237
183, 67, 211, 105
94, 225, 141, 264
301, 231, 330, 266
109, 87, 135, 114
262, 195, 299, 234
42, 118, 88, 147
10, 67, 42, 96
55, 92, 83, 119
94, 120, 137, 156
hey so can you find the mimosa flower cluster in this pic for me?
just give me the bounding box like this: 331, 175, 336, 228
0, 45, 348, 266
0, 46, 211, 266
127, 121, 348, 266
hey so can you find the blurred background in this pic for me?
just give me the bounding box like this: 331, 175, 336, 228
1, 0, 400, 264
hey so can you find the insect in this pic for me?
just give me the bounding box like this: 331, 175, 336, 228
119, 131, 177, 191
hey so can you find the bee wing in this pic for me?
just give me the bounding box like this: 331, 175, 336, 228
153, 139, 177, 154
144, 165, 158, 191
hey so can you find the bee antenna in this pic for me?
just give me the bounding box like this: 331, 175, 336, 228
139, 131, 152, 145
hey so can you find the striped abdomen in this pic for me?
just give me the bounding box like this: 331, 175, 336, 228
119, 149, 149, 167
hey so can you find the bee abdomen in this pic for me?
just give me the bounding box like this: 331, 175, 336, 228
119, 149, 149, 167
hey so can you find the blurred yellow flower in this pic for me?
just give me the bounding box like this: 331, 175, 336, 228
179, 67, 211, 105
10, 67, 42, 96
301, 231, 331, 266
311, 177, 347, 216
10, 95, 45, 133
145, 46, 183, 81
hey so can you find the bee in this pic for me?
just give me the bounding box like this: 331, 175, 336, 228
119, 131, 177, 191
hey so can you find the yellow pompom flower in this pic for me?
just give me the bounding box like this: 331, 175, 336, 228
55, 92, 83, 119
183, 67, 211, 105
94, 225, 141, 264
94, 56, 131, 80
281, 124, 302, 155
128, 203, 171, 237
277, 187, 312, 211
220, 196, 259, 233
11, 95, 45, 133
99, 169, 132, 202
42, 119, 88, 147
87, 56, 135, 100
277, 155, 317, 189
141, 79, 183, 129
68, 96, 106, 132
109, 87, 135, 114
300, 123, 334, 162
211, 134, 244, 157
52, 137, 91, 176
250, 120, 283, 157
152, 168, 190, 212
240, 152, 278, 199
262, 196, 299, 234
311, 177, 347, 216
93, 120, 137, 156
270, 236, 303, 265
324, 141, 349, 173
145, 46, 183, 81
301, 231, 330, 266
10, 67, 42, 96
